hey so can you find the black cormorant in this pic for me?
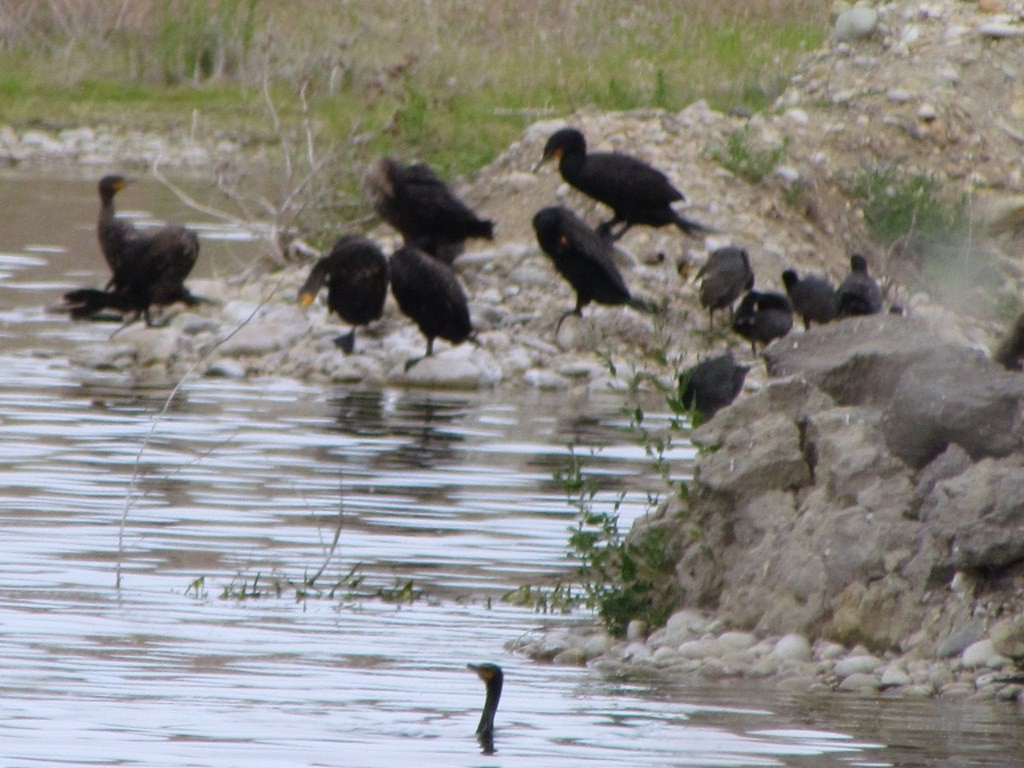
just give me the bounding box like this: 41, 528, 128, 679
64, 174, 203, 327
532, 205, 652, 331
698, 246, 754, 328
732, 289, 794, 354
836, 254, 883, 318
782, 269, 837, 330
388, 245, 473, 368
535, 127, 711, 241
363, 157, 494, 263
468, 662, 503, 753
298, 235, 389, 354
679, 352, 749, 419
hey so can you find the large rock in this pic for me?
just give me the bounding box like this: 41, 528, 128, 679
765, 315, 976, 406
882, 358, 1024, 469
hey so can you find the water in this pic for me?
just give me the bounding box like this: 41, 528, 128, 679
1, 168, 1022, 766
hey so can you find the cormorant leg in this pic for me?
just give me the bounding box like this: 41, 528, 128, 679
555, 307, 581, 334
334, 329, 356, 354
404, 337, 434, 372
609, 221, 633, 241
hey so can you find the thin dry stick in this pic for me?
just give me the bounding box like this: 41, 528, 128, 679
115, 275, 287, 590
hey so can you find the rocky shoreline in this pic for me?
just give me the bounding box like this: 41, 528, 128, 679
10, 0, 1024, 702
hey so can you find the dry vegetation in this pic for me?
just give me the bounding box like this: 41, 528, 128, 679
0, 1, 830, 243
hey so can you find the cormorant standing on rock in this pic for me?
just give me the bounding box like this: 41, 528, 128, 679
298, 235, 389, 354
468, 662, 502, 755
388, 245, 473, 369
782, 268, 837, 330
680, 352, 749, 419
362, 157, 494, 264
532, 206, 653, 331
698, 246, 754, 328
64, 174, 203, 327
535, 127, 711, 241
732, 289, 794, 354
836, 254, 883, 318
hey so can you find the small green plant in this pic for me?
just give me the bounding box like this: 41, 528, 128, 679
556, 447, 675, 636
710, 125, 789, 183
219, 562, 364, 601
852, 166, 967, 246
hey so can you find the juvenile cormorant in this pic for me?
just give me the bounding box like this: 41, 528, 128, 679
532, 206, 653, 331
782, 269, 837, 330
389, 245, 473, 368
64, 174, 203, 327
298, 235, 389, 354
698, 246, 754, 328
535, 127, 711, 241
363, 157, 494, 263
732, 289, 794, 354
679, 352, 749, 419
836, 254, 883, 318
468, 662, 503, 753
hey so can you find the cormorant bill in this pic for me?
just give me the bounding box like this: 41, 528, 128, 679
698, 246, 755, 328
732, 289, 794, 355
781, 268, 837, 330
362, 157, 494, 264
65, 174, 205, 327
468, 662, 503, 754
535, 127, 712, 241
388, 245, 473, 369
298, 235, 389, 354
836, 254, 883, 318
679, 352, 749, 419
532, 205, 653, 332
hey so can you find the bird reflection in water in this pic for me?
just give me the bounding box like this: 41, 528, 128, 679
468, 662, 503, 755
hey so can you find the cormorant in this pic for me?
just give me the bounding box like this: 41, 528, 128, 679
732, 289, 794, 354
64, 174, 203, 327
388, 245, 473, 369
698, 246, 754, 328
782, 269, 837, 330
679, 352, 749, 419
836, 254, 883, 318
468, 662, 503, 753
298, 235, 389, 354
363, 157, 494, 263
535, 127, 711, 241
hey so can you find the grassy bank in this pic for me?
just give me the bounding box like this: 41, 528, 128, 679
0, 1, 829, 238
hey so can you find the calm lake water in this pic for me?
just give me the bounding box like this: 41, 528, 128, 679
1, 167, 1022, 766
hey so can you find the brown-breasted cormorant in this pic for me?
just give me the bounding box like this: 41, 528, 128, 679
64, 174, 203, 327
468, 662, 502, 754
698, 246, 754, 328
363, 157, 494, 264
836, 254, 883, 318
782, 269, 837, 330
298, 235, 389, 354
532, 205, 653, 331
389, 245, 473, 369
535, 127, 711, 241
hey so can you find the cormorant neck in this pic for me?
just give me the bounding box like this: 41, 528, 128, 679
476, 677, 503, 735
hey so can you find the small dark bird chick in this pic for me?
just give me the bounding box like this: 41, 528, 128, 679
468, 662, 503, 754
389, 245, 473, 369
65, 175, 204, 327
532, 206, 653, 331
363, 157, 494, 264
698, 246, 754, 328
679, 352, 749, 419
298, 235, 389, 354
994, 311, 1024, 371
732, 290, 794, 354
781, 269, 837, 330
536, 127, 711, 241
836, 254, 883, 318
